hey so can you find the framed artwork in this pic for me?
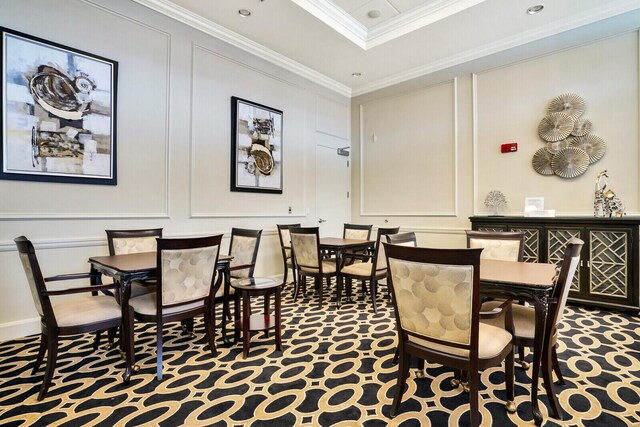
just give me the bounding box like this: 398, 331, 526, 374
231, 96, 283, 194
1, 27, 118, 185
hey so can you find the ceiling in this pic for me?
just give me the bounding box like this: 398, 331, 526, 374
133, 0, 640, 97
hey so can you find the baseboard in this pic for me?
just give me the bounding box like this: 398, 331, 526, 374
0, 317, 40, 343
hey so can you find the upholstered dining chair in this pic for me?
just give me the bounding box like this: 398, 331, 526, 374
277, 224, 300, 289
340, 223, 374, 265
481, 238, 583, 420
384, 243, 516, 425
340, 226, 399, 312
14, 236, 122, 401
289, 227, 338, 308
385, 231, 417, 247
217, 228, 263, 320
125, 235, 222, 380
465, 230, 525, 262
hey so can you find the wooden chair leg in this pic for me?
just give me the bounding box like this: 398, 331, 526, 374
371, 279, 378, 313
156, 321, 163, 380
293, 273, 301, 301
93, 330, 102, 351
38, 335, 58, 401
205, 307, 217, 356
518, 345, 529, 369
317, 277, 323, 308
32, 333, 47, 375
263, 294, 271, 338
391, 346, 410, 416
336, 276, 342, 308
392, 346, 399, 365
469, 369, 480, 427
108, 327, 117, 348
543, 345, 563, 420
282, 257, 289, 285
552, 345, 565, 385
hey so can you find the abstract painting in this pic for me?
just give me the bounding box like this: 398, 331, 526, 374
230, 97, 282, 193
1, 27, 118, 185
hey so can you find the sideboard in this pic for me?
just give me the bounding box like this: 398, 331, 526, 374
469, 216, 640, 312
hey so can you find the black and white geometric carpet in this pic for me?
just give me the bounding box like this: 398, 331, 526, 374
0, 286, 638, 426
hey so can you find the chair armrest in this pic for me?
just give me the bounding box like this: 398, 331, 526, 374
44, 283, 118, 296
479, 298, 513, 320
45, 272, 100, 282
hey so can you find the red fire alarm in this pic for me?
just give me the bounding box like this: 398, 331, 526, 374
501, 142, 518, 153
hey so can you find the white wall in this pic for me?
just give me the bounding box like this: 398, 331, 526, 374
0, 0, 350, 341
351, 27, 640, 249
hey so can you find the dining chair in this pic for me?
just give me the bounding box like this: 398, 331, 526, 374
340, 226, 399, 312
14, 236, 122, 401
481, 237, 583, 420
465, 230, 525, 262
125, 235, 222, 380
277, 223, 300, 290
384, 243, 515, 425
289, 227, 338, 308
217, 228, 263, 320
466, 230, 528, 367
385, 231, 417, 247
340, 223, 373, 265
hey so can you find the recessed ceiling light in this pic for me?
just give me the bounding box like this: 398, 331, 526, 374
526, 5, 544, 15
238, 9, 252, 17
367, 10, 381, 19
352, 72, 362, 77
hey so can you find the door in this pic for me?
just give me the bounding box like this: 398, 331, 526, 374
316, 144, 350, 237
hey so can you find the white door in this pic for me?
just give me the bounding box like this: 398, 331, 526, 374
316, 144, 350, 237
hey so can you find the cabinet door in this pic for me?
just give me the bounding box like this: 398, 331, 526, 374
508, 225, 543, 263
547, 227, 583, 295
588, 228, 632, 305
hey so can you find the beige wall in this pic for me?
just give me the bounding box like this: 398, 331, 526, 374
351, 30, 640, 249
0, 0, 350, 340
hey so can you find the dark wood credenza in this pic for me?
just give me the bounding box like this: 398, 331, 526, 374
470, 216, 640, 312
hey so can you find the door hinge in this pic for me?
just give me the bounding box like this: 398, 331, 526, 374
347, 160, 349, 167
347, 191, 350, 198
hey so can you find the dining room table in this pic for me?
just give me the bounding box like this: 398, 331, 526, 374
88, 251, 233, 383
479, 258, 558, 427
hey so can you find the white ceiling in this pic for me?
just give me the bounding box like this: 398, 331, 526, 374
133, 0, 640, 97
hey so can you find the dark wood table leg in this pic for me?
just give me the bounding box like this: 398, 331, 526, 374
242, 290, 250, 358
275, 287, 282, 351
335, 249, 342, 308
120, 279, 133, 384
531, 293, 549, 427
221, 265, 238, 347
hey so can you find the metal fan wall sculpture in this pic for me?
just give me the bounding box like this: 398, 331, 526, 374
532, 93, 606, 179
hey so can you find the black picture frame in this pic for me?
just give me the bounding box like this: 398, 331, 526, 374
1, 27, 118, 185
230, 96, 283, 194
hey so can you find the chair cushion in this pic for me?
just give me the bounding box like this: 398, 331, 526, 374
300, 261, 336, 274
129, 292, 204, 316
481, 301, 536, 339
52, 296, 121, 327
409, 323, 512, 359
341, 262, 387, 278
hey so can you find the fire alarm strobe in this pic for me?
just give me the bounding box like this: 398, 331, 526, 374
501, 142, 518, 153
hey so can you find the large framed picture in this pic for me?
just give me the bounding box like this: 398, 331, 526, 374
1, 27, 118, 185
231, 97, 283, 194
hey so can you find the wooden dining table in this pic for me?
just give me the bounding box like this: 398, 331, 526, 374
88, 251, 233, 382
479, 258, 558, 427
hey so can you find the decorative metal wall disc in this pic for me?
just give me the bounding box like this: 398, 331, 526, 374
571, 118, 592, 137
569, 134, 606, 164
551, 147, 589, 178
546, 139, 570, 154
532, 148, 554, 175
538, 112, 575, 142
548, 93, 585, 118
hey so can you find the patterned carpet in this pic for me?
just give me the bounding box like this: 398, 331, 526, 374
0, 284, 639, 427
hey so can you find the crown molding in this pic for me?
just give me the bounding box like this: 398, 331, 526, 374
291, 0, 367, 49
131, 0, 351, 97
366, 0, 486, 49
352, 0, 640, 96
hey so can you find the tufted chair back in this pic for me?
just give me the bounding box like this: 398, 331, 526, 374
466, 231, 524, 262
228, 228, 263, 279
157, 236, 221, 308
343, 223, 373, 240
106, 228, 163, 255
289, 227, 322, 270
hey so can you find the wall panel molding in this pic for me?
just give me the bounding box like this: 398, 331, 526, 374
188, 44, 308, 219
359, 78, 458, 217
